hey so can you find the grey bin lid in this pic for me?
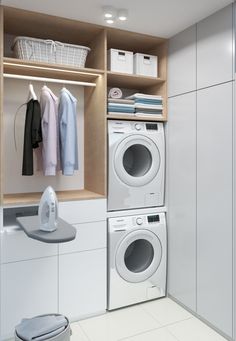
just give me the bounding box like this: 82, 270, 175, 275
16, 216, 76, 243
15, 314, 69, 341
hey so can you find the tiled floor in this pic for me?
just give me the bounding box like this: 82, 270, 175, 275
71, 298, 228, 341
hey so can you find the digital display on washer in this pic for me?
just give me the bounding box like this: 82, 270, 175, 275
146, 123, 158, 130
148, 215, 160, 223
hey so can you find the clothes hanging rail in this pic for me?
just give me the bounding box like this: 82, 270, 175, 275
3, 73, 96, 87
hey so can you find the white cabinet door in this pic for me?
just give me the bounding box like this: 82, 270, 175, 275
197, 5, 233, 89
59, 199, 106, 224
59, 221, 106, 255
1, 228, 57, 264
197, 82, 233, 337
167, 92, 196, 311
168, 25, 196, 97
59, 248, 106, 321
0, 257, 58, 340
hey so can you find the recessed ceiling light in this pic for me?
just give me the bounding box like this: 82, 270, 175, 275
118, 9, 128, 21
106, 18, 115, 24
103, 6, 115, 19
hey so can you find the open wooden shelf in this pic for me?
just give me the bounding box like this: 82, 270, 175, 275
4, 57, 104, 82
3, 189, 105, 206
0, 5, 168, 205
107, 71, 165, 89
107, 114, 166, 122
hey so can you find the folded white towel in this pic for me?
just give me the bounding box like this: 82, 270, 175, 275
108, 88, 123, 99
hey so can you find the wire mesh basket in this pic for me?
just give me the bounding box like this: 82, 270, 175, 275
12, 36, 91, 68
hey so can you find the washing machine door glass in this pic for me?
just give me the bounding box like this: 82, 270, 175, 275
116, 230, 162, 283
114, 135, 160, 187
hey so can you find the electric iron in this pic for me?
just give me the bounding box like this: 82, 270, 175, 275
38, 186, 58, 232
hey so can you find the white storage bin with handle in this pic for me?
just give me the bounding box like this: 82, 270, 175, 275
12, 36, 90, 68
134, 53, 158, 77
15, 314, 71, 341
108, 49, 133, 74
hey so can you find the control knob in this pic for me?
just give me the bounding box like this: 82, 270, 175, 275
135, 123, 142, 131
136, 217, 143, 225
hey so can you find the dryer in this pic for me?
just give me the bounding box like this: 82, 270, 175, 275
108, 210, 167, 310
108, 120, 165, 211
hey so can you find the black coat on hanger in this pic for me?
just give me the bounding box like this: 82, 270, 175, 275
22, 99, 42, 176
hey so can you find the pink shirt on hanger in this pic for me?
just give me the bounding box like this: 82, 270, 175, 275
40, 86, 59, 176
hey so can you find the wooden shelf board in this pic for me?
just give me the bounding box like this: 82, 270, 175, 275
107, 71, 165, 89
3, 6, 104, 46
107, 28, 166, 52
3, 189, 105, 206
107, 114, 166, 122
3, 57, 104, 82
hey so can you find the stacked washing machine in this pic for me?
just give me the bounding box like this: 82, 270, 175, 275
107, 120, 167, 310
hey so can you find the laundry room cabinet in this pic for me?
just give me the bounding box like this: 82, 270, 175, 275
58, 201, 107, 321
168, 25, 197, 97
197, 4, 233, 89
197, 82, 233, 337
0, 199, 107, 339
0, 257, 58, 341
167, 92, 196, 311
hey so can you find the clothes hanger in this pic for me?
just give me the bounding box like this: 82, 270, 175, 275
28, 82, 37, 101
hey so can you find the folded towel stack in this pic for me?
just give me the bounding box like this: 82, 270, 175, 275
107, 98, 135, 116
126, 93, 163, 116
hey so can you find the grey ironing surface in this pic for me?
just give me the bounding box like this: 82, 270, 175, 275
16, 216, 76, 243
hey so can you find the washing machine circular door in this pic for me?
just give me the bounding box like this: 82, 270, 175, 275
114, 135, 160, 187
116, 230, 162, 283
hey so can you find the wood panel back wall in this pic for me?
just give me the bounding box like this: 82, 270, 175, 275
4, 79, 84, 194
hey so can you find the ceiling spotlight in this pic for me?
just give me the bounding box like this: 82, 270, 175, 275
103, 6, 115, 19
106, 18, 114, 24
118, 9, 128, 21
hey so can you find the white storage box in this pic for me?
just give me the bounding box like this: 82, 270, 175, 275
108, 49, 133, 74
134, 53, 158, 77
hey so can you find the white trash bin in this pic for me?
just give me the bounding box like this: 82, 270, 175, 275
15, 314, 71, 341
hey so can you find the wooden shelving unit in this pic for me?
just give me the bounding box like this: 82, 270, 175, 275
0, 5, 168, 206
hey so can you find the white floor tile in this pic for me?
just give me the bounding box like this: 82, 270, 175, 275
141, 298, 192, 326
71, 322, 90, 341
79, 305, 161, 341
168, 317, 228, 341
121, 327, 179, 341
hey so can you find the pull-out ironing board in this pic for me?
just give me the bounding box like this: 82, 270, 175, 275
17, 216, 76, 243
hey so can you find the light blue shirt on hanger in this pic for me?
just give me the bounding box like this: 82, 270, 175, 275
58, 88, 79, 176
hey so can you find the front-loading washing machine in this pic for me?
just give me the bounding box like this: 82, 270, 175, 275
108, 120, 165, 211
108, 210, 167, 310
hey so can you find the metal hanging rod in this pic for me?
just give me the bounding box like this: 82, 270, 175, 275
3, 73, 96, 87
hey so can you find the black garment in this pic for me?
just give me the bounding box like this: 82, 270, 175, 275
22, 99, 42, 175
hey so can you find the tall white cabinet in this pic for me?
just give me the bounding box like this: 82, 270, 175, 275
197, 5, 233, 89
168, 3, 234, 339
168, 25, 197, 97
168, 92, 196, 311
197, 83, 233, 337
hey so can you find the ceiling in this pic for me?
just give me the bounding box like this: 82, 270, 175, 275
2, 0, 233, 38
